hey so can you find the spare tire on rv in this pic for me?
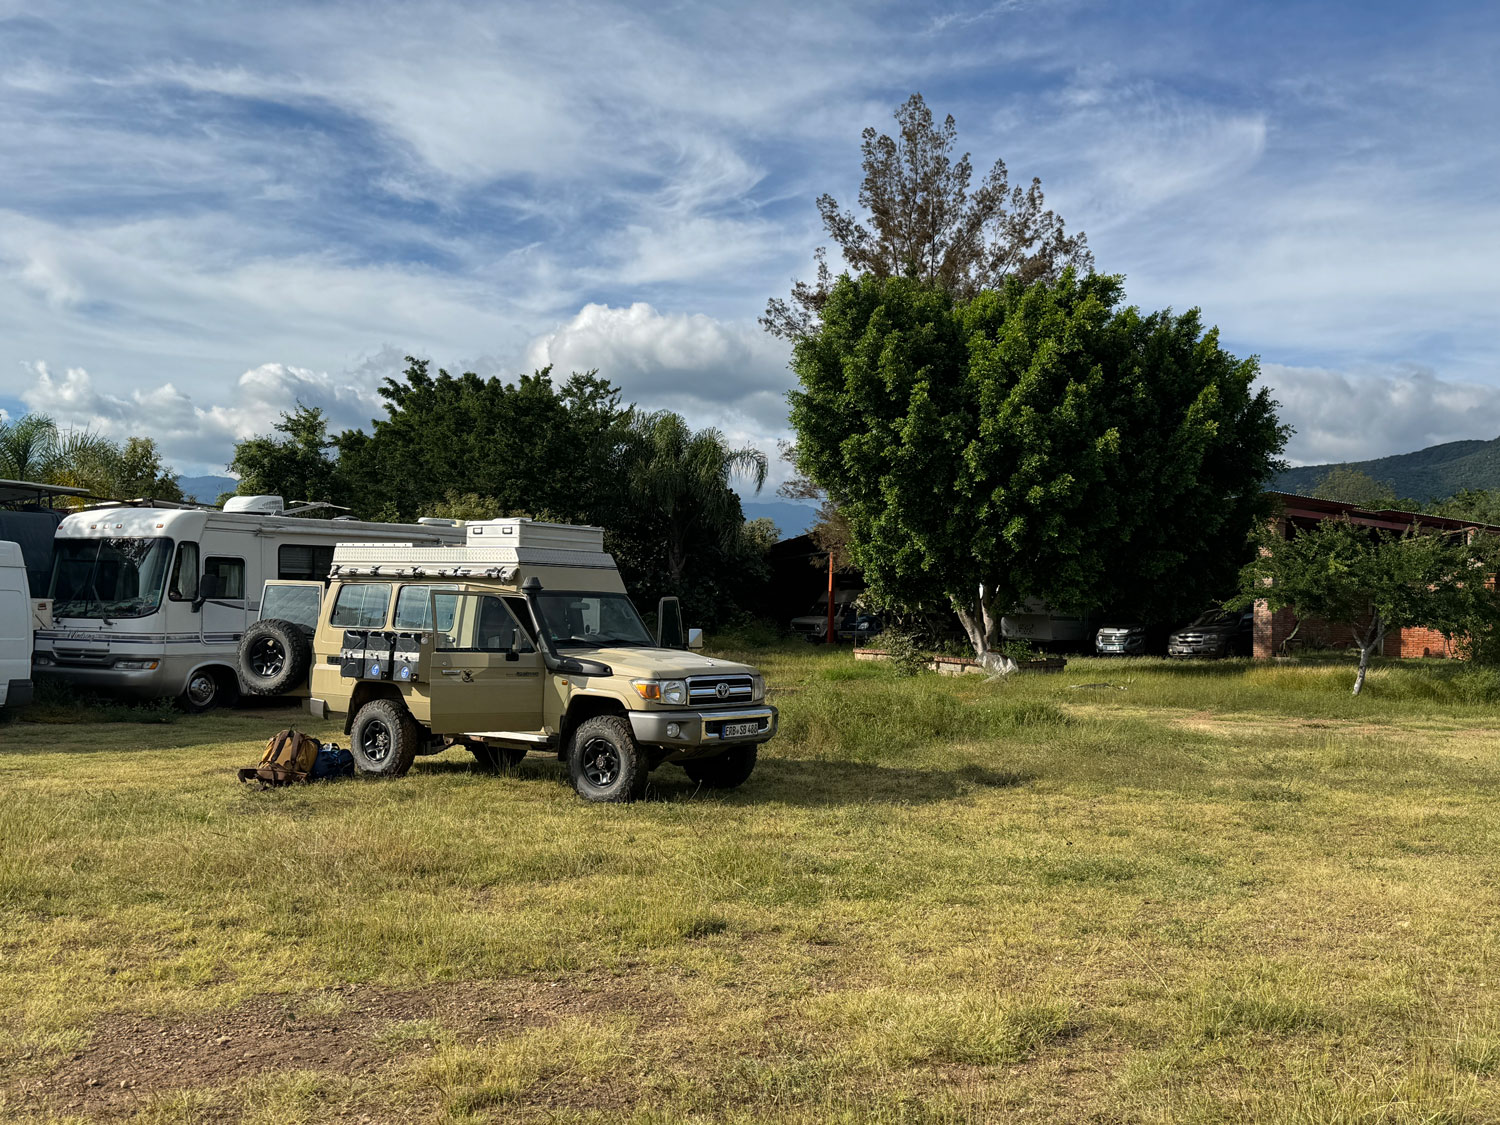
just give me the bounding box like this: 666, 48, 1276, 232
238, 619, 312, 696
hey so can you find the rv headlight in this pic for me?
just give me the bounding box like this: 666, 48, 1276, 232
115, 659, 160, 671
750, 674, 766, 701
33, 654, 52, 666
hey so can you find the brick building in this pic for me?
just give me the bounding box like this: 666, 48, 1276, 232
1253, 492, 1495, 660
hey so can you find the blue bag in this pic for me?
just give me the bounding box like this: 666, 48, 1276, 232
308, 743, 355, 780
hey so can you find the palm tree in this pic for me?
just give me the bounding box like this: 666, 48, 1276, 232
626, 413, 768, 589
0, 412, 121, 502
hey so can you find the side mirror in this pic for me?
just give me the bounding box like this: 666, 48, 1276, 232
192, 573, 222, 613
657, 596, 685, 649
687, 627, 704, 650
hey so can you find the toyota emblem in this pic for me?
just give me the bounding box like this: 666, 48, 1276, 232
715, 682, 730, 699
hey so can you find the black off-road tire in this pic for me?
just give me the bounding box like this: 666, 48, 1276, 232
178, 666, 239, 713
349, 698, 420, 778
682, 744, 758, 790
469, 742, 529, 771
238, 619, 312, 696
567, 714, 648, 803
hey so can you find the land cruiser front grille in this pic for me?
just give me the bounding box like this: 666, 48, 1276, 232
687, 674, 753, 706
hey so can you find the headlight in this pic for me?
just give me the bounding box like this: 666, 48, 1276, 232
632, 679, 687, 705
750, 674, 765, 701
115, 659, 160, 670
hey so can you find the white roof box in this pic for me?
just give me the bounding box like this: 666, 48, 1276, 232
223, 495, 284, 514
466, 518, 604, 552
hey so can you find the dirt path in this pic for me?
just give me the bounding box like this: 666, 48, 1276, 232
10, 975, 679, 1120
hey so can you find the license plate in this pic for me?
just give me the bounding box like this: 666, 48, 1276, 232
721, 721, 759, 738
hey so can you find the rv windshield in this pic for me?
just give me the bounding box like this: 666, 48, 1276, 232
49, 537, 174, 619
533, 591, 655, 648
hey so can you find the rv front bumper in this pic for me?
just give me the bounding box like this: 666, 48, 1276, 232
32, 656, 181, 698
629, 705, 778, 754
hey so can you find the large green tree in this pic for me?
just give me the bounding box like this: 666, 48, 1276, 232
1230, 516, 1500, 694
333, 358, 630, 523
789, 271, 1287, 666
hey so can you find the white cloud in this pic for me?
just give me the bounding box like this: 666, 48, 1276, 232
18, 360, 389, 470
1264, 363, 1500, 466
525, 301, 790, 421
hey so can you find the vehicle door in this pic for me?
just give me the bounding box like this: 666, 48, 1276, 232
198, 555, 248, 643
422, 591, 544, 734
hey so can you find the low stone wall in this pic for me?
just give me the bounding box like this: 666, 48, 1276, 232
854, 649, 1068, 676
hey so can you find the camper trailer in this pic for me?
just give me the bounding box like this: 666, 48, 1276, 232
33, 497, 465, 710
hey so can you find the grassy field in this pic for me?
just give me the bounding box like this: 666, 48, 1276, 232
6, 645, 1500, 1123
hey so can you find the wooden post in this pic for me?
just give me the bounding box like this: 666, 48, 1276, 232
826, 551, 835, 645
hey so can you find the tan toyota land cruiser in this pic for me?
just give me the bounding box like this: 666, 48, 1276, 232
235, 519, 777, 802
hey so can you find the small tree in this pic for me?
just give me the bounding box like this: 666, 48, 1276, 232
229, 405, 342, 512
1231, 516, 1500, 694
1310, 467, 1406, 511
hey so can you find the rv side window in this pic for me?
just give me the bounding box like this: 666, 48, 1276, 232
330, 583, 391, 628
279, 544, 335, 581
203, 557, 245, 600
169, 542, 199, 600
393, 584, 458, 630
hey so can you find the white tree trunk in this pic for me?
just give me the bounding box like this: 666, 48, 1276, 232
953, 584, 1017, 679
1351, 612, 1385, 696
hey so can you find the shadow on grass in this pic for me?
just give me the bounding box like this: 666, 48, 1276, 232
413, 754, 1035, 807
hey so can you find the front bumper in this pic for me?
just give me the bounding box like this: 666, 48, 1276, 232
629, 705, 778, 753
32, 657, 183, 698
1167, 642, 1229, 657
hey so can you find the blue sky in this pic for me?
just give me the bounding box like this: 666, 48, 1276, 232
2, 0, 1498, 486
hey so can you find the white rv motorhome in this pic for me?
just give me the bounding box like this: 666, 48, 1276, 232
33, 497, 465, 711
0, 541, 32, 712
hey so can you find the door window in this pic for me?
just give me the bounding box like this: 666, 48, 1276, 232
433, 593, 534, 653
203, 557, 245, 600
329, 583, 391, 628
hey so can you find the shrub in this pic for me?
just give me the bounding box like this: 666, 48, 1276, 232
881, 629, 929, 677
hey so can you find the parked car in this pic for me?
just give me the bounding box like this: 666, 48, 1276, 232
236, 518, 778, 803
1167, 609, 1253, 658
1095, 623, 1148, 655
1, 541, 33, 712
789, 593, 877, 643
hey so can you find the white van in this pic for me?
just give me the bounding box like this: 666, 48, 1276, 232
0, 541, 33, 712
33, 497, 465, 711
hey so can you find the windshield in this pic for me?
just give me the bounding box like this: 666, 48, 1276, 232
534, 591, 655, 648
49, 537, 174, 619
1189, 609, 1238, 627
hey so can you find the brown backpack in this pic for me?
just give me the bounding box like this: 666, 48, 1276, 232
238, 729, 322, 786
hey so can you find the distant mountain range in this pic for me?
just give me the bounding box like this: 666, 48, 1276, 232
178, 474, 236, 503
176, 474, 818, 538
1274, 437, 1500, 503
